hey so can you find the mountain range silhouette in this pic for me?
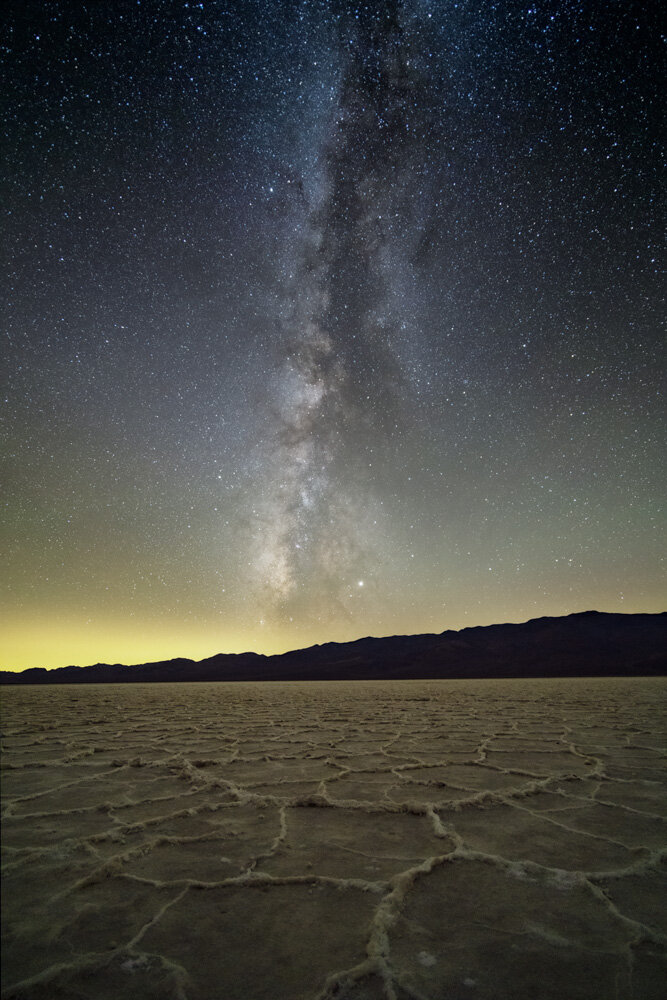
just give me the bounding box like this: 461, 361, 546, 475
2, 611, 665, 684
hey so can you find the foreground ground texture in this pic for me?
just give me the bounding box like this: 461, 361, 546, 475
1, 678, 666, 1000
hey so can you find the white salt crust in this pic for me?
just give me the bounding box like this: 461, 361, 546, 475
1, 677, 666, 999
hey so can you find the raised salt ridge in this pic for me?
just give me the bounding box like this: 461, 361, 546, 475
1, 677, 666, 999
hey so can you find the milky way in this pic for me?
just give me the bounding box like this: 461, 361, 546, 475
2, 0, 664, 668
251, 5, 424, 621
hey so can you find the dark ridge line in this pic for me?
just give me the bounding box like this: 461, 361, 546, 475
2, 611, 666, 684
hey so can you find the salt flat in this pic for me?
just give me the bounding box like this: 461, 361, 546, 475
1, 678, 666, 999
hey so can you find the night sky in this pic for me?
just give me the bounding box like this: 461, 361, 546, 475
3, 0, 665, 671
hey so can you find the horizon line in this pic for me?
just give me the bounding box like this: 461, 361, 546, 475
4, 608, 666, 675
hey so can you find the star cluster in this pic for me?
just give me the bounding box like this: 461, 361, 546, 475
2, 0, 664, 669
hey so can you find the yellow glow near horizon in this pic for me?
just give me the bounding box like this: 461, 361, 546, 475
2, 590, 665, 673
0, 616, 287, 672
5, 610, 446, 672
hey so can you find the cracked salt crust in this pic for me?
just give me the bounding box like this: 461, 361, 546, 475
1, 677, 666, 999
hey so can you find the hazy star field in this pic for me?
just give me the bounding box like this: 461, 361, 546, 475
2, 0, 664, 670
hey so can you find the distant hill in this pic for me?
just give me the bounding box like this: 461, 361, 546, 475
2, 611, 666, 685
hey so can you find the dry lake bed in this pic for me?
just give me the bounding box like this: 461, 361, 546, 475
1, 677, 666, 1000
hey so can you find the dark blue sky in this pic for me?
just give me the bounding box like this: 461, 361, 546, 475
2, 0, 664, 669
